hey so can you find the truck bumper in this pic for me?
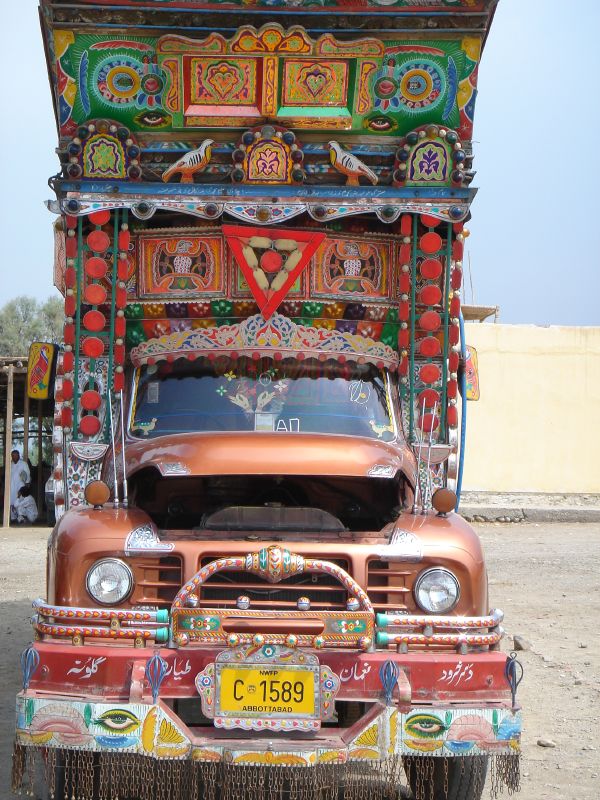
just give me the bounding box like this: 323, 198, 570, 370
13, 642, 521, 799
15, 642, 522, 757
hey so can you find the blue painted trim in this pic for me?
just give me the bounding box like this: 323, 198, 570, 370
58, 180, 475, 202
455, 310, 467, 511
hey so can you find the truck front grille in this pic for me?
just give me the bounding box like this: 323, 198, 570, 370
131, 556, 183, 607
367, 559, 415, 614
197, 557, 349, 610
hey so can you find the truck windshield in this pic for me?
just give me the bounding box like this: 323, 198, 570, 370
130, 356, 395, 441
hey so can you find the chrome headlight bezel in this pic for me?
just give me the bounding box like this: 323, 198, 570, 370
414, 567, 460, 614
86, 558, 134, 606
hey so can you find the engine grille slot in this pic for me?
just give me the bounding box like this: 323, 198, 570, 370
132, 556, 183, 607
367, 559, 415, 614
198, 557, 349, 610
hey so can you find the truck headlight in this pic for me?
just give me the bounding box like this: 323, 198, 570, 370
86, 559, 133, 606
414, 568, 460, 613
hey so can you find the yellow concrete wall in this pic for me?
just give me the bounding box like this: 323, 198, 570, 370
461, 324, 600, 493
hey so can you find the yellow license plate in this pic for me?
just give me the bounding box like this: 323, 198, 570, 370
216, 665, 318, 718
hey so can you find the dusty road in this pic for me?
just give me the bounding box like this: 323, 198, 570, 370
0, 522, 598, 799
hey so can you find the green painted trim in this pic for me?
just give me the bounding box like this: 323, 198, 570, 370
440, 221, 452, 438
408, 213, 418, 444
73, 218, 83, 440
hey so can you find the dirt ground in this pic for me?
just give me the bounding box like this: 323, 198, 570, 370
0, 522, 598, 799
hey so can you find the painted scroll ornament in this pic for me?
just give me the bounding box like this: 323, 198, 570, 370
223, 225, 326, 319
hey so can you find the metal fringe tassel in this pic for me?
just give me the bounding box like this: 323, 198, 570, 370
11, 745, 520, 800
490, 754, 521, 797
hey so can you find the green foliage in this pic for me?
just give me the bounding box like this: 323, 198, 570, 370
0, 295, 63, 357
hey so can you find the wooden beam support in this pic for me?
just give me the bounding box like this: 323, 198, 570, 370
3, 366, 14, 527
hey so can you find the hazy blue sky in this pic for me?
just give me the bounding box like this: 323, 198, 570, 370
1, 0, 598, 326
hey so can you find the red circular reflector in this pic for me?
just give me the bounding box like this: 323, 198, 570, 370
420, 214, 440, 228
85, 257, 108, 280
88, 210, 111, 226
417, 388, 440, 409
420, 310, 441, 332
420, 363, 441, 384
82, 337, 104, 358
83, 310, 106, 332
84, 284, 107, 306
80, 415, 101, 437
419, 337, 441, 357
420, 258, 443, 280
419, 413, 439, 433
260, 250, 283, 273
420, 232, 443, 254
81, 390, 102, 411
419, 285, 442, 306
87, 230, 110, 253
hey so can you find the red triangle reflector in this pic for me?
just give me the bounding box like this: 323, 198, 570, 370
223, 225, 326, 319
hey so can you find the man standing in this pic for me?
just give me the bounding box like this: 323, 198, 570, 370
10, 449, 31, 514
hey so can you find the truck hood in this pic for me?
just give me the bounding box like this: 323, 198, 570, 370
126, 432, 415, 482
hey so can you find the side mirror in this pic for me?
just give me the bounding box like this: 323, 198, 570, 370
27, 342, 57, 400
465, 345, 480, 401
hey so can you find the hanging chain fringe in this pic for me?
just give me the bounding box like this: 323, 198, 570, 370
11, 742, 520, 800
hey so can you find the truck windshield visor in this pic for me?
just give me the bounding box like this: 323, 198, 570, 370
130, 356, 395, 440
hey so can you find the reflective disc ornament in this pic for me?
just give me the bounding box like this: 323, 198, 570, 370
82, 337, 104, 358
85, 257, 108, 280
84, 284, 108, 305
81, 390, 102, 411
420, 258, 442, 280
88, 211, 111, 226
419, 310, 441, 331
80, 415, 101, 437
419, 285, 442, 306
418, 388, 440, 408
419, 336, 441, 357
87, 230, 111, 253
420, 232, 442, 254
420, 214, 440, 228
83, 310, 106, 332
420, 363, 441, 384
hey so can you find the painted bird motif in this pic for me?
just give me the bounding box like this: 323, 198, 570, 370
131, 418, 157, 436
162, 139, 215, 184
327, 141, 378, 186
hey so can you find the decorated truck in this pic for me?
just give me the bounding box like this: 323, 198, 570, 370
13, 1, 522, 799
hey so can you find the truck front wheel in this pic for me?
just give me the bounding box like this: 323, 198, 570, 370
403, 755, 488, 800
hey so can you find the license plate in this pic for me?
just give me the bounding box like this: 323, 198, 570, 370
216, 664, 319, 718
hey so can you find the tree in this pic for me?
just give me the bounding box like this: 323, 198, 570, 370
0, 295, 63, 357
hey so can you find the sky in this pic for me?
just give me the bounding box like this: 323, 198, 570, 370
0, 0, 598, 326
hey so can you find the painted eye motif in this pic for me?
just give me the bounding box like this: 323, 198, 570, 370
366, 116, 394, 133
134, 111, 171, 128
94, 709, 141, 734
404, 713, 447, 739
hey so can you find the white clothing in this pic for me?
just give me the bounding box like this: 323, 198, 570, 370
10, 458, 31, 505
12, 494, 38, 524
